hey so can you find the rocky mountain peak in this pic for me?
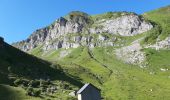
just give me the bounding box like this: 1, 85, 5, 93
57, 17, 68, 26
12, 11, 153, 52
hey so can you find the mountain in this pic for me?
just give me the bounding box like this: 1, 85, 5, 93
13, 11, 153, 52
5, 6, 170, 100
142, 6, 170, 48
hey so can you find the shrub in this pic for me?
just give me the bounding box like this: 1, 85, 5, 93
29, 80, 40, 87
33, 89, 41, 97
14, 79, 23, 86
142, 25, 162, 44
26, 87, 41, 97
40, 80, 50, 87
26, 87, 34, 96
63, 84, 70, 90
40, 87, 46, 92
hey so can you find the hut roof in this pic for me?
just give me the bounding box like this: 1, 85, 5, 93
77, 83, 100, 94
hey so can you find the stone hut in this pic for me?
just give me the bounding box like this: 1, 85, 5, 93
77, 83, 101, 100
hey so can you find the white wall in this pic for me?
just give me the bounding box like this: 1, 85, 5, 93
78, 94, 82, 100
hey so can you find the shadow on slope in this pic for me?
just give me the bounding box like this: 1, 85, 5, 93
0, 84, 23, 100
0, 41, 82, 87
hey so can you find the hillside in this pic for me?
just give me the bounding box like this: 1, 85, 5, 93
0, 38, 82, 100
7, 6, 170, 100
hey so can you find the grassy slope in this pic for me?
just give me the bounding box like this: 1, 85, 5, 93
6, 6, 170, 100
31, 45, 170, 100
54, 47, 111, 86
0, 84, 41, 100
142, 6, 170, 44
92, 47, 170, 100
0, 42, 82, 100
92, 8, 170, 99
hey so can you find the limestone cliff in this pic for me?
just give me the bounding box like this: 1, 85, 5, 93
12, 11, 153, 52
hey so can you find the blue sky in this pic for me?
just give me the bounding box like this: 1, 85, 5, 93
0, 0, 170, 43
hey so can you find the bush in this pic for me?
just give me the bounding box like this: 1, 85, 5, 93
142, 25, 162, 44
14, 79, 23, 86
33, 89, 41, 97
62, 84, 70, 90
26, 87, 41, 97
40, 87, 46, 92
22, 79, 29, 87
29, 80, 40, 87
40, 80, 50, 87
26, 87, 34, 96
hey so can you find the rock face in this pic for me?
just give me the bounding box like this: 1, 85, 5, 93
90, 14, 153, 36
145, 36, 170, 50
115, 39, 145, 66
12, 11, 153, 52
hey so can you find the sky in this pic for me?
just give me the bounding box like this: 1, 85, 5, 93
0, 0, 170, 43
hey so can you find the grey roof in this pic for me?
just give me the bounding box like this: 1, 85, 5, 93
77, 83, 100, 94
77, 83, 90, 94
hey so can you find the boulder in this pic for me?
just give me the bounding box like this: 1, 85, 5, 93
69, 91, 76, 97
